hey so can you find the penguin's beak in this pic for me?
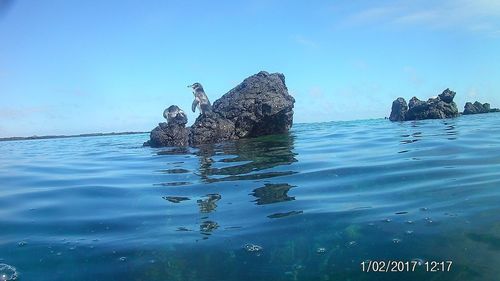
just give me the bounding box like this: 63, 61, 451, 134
187, 84, 192, 88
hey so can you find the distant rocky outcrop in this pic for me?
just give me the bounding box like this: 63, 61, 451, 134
144, 71, 295, 147
389, 98, 408, 121
463, 101, 500, 115
389, 88, 459, 121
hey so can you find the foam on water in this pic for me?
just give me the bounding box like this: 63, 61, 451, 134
0, 264, 18, 281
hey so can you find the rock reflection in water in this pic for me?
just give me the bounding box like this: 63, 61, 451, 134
252, 183, 296, 205
197, 194, 221, 237
267, 210, 303, 219
157, 147, 191, 155
399, 119, 459, 145
159, 133, 299, 240
197, 194, 221, 213
443, 121, 458, 140
194, 134, 297, 183
200, 221, 219, 235
163, 196, 190, 203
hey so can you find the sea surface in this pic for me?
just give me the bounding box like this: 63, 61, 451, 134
1, 113, 500, 281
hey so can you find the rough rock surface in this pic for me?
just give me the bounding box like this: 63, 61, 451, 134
389, 88, 459, 121
389, 97, 408, 121
438, 88, 456, 103
463, 101, 499, 115
144, 71, 295, 147
144, 105, 189, 147
144, 123, 190, 147
189, 112, 237, 145
213, 71, 295, 138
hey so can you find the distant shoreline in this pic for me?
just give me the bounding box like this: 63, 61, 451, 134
0, 131, 148, 142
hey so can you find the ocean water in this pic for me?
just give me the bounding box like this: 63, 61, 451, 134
1, 113, 500, 281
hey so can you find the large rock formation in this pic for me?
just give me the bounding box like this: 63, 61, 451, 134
389, 88, 459, 121
463, 101, 500, 115
144, 71, 295, 147
213, 71, 295, 138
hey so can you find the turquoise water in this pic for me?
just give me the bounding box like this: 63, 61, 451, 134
1, 114, 500, 281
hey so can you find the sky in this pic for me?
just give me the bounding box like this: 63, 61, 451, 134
1, 0, 500, 137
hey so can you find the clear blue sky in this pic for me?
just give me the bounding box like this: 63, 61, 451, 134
1, 0, 500, 137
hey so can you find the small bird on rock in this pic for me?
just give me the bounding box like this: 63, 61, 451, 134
188, 83, 212, 115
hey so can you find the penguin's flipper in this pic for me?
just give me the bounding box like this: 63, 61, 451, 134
192, 99, 199, 113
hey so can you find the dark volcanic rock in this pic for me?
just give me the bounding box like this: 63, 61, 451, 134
213, 71, 295, 138
144, 105, 190, 147
390, 88, 458, 121
145, 71, 295, 147
438, 88, 456, 103
463, 101, 498, 115
189, 112, 237, 145
408, 96, 427, 112
389, 97, 408, 121
145, 122, 190, 147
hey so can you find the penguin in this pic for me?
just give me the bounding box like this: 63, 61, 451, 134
188, 83, 212, 115
163, 105, 187, 125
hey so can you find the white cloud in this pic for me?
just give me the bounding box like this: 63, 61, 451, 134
394, 10, 439, 25
345, 6, 397, 25
343, 0, 500, 37
294, 35, 318, 48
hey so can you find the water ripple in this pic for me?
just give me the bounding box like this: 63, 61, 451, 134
1, 114, 500, 280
